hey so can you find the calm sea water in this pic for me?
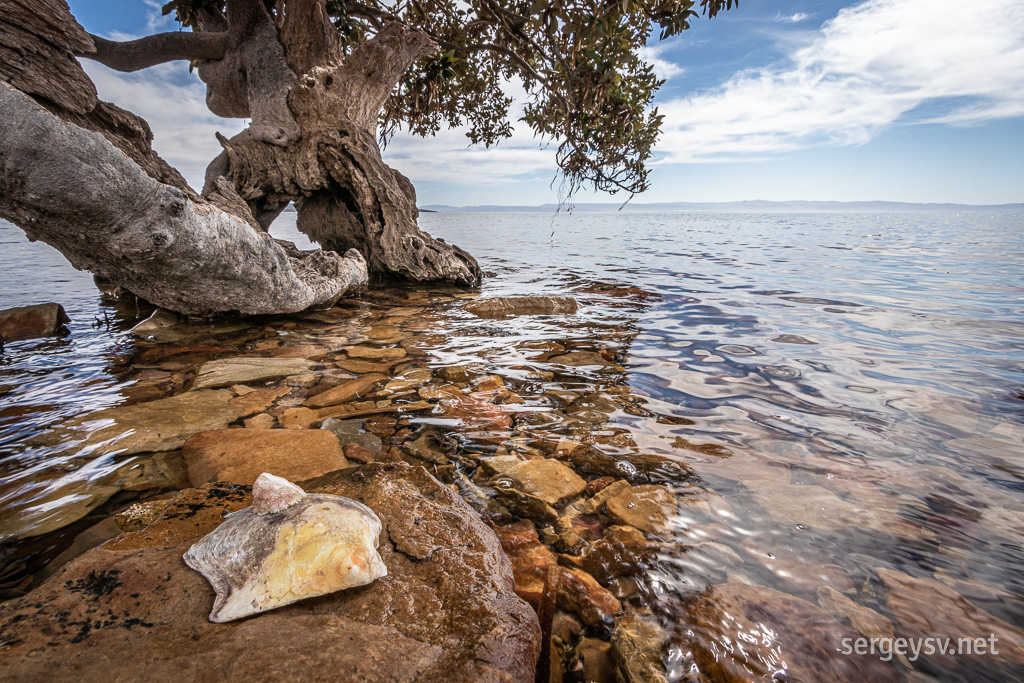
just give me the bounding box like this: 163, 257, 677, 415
1, 211, 1023, 680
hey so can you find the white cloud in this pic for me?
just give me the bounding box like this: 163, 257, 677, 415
637, 44, 685, 80
787, 12, 809, 23
82, 62, 244, 189
656, 0, 1024, 163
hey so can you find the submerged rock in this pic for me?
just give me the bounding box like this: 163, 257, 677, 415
464, 296, 579, 318
502, 459, 587, 506
304, 373, 386, 408
0, 463, 540, 682
182, 429, 350, 486
191, 357, 316, 390
184, 473, 387, 622
0, 303, 69, 343
604, 485, 678, 535
684, 583, 898, 682
611, 614, 668, 683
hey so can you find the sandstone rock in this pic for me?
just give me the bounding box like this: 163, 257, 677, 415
549, 351, 609, 367
0, 303, 69, 342
577, 638, 616, 683
33, 390, 247, 458
684, 583, 898, 682
876, 567, 1024, 669
182, 429, 350, 486
742, 538, 855, 597
129, 309, 248, 343
563, 447, 692, 485
320, 418, 383, 452
472, 375, 505, 391
503, 459, 587, 506
305, 373, 387, 408
335, 358, 399, 374
612, 614, 668, 683
478, 455, 527, 477
34, 517, 121, 583
436, 364, 482, 382
582, 480, 633, 514
494, 523, 620, 629
243, 412, 277, 429
114, 499, 173, 533
278, 406, 320, 429
605, 485, 677, 535
228, 386, 291, 413
345, 345, 407, 361
0, 464, 541, 682
464, 296, 578, 318
191, 357, 316, 390
343, 443, 376, 463
817, 586, 896, 644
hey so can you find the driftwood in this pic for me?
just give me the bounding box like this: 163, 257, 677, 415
0, 0, 481, 316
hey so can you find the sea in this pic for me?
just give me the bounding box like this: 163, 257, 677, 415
1, 211, 1022, 680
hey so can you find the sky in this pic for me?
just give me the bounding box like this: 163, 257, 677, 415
67, 0, 1024, 206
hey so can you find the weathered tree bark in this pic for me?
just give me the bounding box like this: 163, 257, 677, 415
0, 82, 367, 315
0, 0, 481, 317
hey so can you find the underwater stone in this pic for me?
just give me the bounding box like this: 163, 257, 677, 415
184, 473, 386, 622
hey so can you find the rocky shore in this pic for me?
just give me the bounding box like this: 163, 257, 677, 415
3, 291, 1024, 682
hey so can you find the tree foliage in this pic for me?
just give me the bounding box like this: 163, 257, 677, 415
163, 0, 735, 198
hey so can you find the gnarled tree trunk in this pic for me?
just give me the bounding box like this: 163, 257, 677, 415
0, 0, 481, 317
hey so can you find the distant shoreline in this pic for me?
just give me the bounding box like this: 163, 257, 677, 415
420, 200, 1024, 214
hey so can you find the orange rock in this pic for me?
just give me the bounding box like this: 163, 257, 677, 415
182, 429, 350, 486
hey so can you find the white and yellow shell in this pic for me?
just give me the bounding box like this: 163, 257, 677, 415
184, 473, 387, 623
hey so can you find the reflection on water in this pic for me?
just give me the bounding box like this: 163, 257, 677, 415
1, 211, 1023, 680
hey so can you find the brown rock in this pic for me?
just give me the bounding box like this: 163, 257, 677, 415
304, 373, 387, 408
243, 412, 277, 429
182, 429, 350, 486
494, 523, 620, 629
345, 345, 407, 361
278, 406, 320, 429
877, 567, 1024, 669
464, 296, 578, 318
577, 638, 616, 683
611, 614, 668, 683
190, 357, 316, 390
114, 499, 173, 533
0, 303, 69, 342
605, 485, 677, 535
436, 365, 481, 382
0, 464, 541, 682
503, 459, 587, 506
335, 358, 399, 374
228, 386, 291, 413
564, 446, 692, 485
549, 351, 609, 367
343, 443, 376, 463
685, 583, 898, 682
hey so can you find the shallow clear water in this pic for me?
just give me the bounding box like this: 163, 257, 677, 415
1, 211, 1023, 680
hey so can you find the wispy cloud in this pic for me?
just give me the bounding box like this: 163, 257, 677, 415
638, 44, 685, 80
655, 0, 1024, 163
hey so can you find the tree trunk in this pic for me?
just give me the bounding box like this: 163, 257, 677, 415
0, 0, 481, 318
0, 82, 367, 315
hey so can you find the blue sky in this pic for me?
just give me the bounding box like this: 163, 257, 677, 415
68, 0, 1024, 205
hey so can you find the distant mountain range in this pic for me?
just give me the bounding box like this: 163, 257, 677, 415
420, 200, 1024, 213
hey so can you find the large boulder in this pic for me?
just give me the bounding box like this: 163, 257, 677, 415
0, 303, 69, 342
0, 463, 540, 682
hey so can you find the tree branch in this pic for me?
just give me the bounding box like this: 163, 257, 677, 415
79, 32, 228, 72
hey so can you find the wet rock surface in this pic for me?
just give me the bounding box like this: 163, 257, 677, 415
191, 357, 317, 390
0, 464, 541, 682
0, 303, 69, 342
683, 583, 899, 683
182, 428, 351, 486
464, 296, 579, 318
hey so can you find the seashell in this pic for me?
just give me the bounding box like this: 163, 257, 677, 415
183, 472, 387, 623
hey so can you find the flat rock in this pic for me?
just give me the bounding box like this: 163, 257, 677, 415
876, 567, 1024, 670
33, 390, 247, 458
305, 374, 387, 408
320, 418, 383, 452
464, 296, 578, 318
605, 485, 677, 535
504, 459, 586, 506
611, 614, 668, 683
182, 429, 350, 486
345, 345, 408, 361
684, 583, 898, 682
335, 358, 400, 374
191, 357, 316, 390
0, 303, 69, 342
130, 309, 249, 343
0, 464, 540, 683
548, 351, 610, 367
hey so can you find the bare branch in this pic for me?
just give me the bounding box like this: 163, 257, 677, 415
79, 32, 228, 72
